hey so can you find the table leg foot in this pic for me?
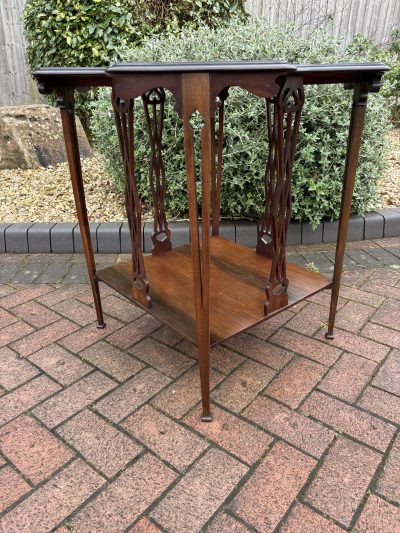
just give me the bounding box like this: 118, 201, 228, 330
325, 331, 334, 340
201, 412, 212, 422
96, 322, 106, 330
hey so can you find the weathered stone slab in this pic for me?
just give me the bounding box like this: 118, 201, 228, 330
0, 105, 92, 169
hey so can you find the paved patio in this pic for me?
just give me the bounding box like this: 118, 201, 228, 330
0, 237, 400, 532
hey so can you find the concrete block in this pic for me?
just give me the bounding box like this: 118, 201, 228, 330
5, 223, 34, 253
301, 222, 323, 244
144, 220, 190, 253
287, 222, 302, 245
28, 223, 56, 253
323, 220, 339, 243
73, 223, 100, 253
50, 223, 77, 253
96, 222, 122, 253
120, 222, 131, 254
347, 215, 365, 241
143, 222, 153, 253
218, 220, 235, 242
0, 223, 12, 252
375, 208, 400, 238
235, 220, 258, 248
363, 212, 384, 241
169, 220, 190, 248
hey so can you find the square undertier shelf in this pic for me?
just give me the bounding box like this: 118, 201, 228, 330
96, 237, 331, 346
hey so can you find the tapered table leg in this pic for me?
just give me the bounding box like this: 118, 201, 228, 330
182, 73, 213, 421
57, 88, 105, 328
326, 83, 369, 339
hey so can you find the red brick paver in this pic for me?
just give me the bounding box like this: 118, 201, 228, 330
122, 404, 207, 471
57, 409, 142, 478
376, 433, 400, 504
32, 371, 116, 428
81, 340, 144, 382
212, 359, 275, 412
0, 459, 104, 533
280, 503, 346, 532
72, 454, 176, 532
28, 344, 92, 385
224, 333, 293, 369
184, 403, 273, 464
264, 355, 325, 408
151, 448, 247, 532
0, 262, 399, 532
271, 328, 341, 365
11, 319, 79, 357
244, 396, 334, 457
0, 415, 74, 484
319, 352, 377, 402
129, 517, 163, 532
372, 349, 400, 395
0, 375, 60, 427
130, 338, 194, 378
231, 441, 316, 532
354, 494, 400, 532
0, 466, 30, 513
302, 391, 396, 452
0, 346, 39, 390
304, 437, 381, 527
11, 300, 60, 328
207, 512, 253, 532
151, 365, 224, 418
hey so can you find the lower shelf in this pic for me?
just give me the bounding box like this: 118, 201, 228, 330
97, 236, 331, 346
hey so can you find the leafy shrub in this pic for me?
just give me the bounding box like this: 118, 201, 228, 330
346, 32, 399, 124
131, 0, 247, 38
24, 0, 246, 128
24, 0, 247, 70
382, 30, 400, 124
24, 0, 137, 69
91, 20, 391, 226
24, 0, 137, 128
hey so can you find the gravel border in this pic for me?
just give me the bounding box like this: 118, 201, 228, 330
1, 208, 400, 253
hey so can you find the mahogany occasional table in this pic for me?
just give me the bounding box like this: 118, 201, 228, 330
34, 61, 388, 421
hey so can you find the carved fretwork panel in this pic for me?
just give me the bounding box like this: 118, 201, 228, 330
211, 88, 229, 236
257, 76, 305, 315
142, 88, 172, 254
112, 92, 151, 308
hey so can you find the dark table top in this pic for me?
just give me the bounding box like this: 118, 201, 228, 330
34, 61, 389, 92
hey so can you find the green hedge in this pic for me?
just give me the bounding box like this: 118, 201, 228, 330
90, 21, 391, 227
24, 0, 247, 70
24, 0, 137, 69
23, 0, 246, 128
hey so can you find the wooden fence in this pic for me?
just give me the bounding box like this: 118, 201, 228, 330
245, 0, 400, 45
0, 0, 40, 106
1, 0, 399, 106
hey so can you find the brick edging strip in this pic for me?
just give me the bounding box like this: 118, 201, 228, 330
1, 208, 399, 253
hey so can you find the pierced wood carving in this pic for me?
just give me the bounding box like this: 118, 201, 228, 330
112, 92, 151, 308
257, 76, 305, 314
212, 88, 229, 236
142, 88, 172, 254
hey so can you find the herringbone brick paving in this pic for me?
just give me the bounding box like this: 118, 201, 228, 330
0, 238, 400, 531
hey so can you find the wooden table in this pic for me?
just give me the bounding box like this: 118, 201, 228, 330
35, 61, 388, 421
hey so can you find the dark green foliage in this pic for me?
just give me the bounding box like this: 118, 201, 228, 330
24, 0, 137, 69
131, 0, 248, 37
23, 0, 246, 70
382, 30, 400, 124
23, 0, 246, 128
